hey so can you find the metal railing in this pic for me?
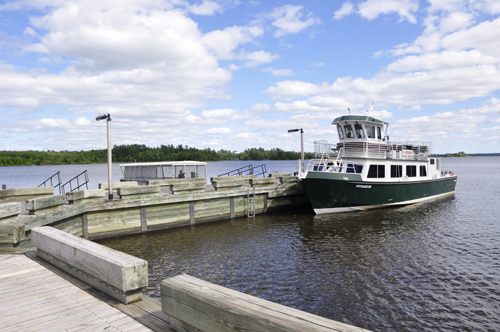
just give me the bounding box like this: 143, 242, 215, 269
218, 164, 267, 178
61, 170, 89, 194
38, 171, 63, 194
314, 140, 432, 160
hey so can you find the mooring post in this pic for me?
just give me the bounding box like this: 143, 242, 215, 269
2, 184, 6, 190
140, 206, 147, 233
81, 212, 88, 239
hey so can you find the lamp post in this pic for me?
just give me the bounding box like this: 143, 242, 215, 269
96, 114, 113, 199
288, 128, 304, 173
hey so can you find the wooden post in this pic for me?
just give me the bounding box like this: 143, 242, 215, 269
140, 206, 147, 233
230, 197, 235, 219
2, 185, 6, 190
264, 193, 268, 213
81, 213, 88, 239
189, 201, 195, 225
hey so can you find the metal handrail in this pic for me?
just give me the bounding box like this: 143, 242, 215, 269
61, 170, 89, 194
219, 164, 267, 178
38, 171, 62, 194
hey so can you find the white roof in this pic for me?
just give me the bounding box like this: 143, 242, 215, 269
119, 161, 207, 167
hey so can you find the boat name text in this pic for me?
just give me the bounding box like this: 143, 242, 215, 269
356, 185, 372, 189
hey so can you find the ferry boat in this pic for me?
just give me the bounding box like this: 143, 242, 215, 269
297, 107, 457, 214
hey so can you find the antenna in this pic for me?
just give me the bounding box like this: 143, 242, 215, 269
367, 102, 374, 116
347, 107, 351, 115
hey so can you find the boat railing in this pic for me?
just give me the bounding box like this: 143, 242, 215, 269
314, 140, 336, 159
335, 140, 432, 160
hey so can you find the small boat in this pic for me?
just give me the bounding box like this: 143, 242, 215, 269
297, 106, 457, 214
120, 161, 207, 185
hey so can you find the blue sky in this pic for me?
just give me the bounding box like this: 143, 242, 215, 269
0, 0, 499, 154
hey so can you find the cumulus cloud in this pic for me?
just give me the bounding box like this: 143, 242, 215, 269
358, 0, 419, 23
202, 25, 264, 59
268, 5, 321, 37
245, 50, 280, 67
334, 2, 354, 20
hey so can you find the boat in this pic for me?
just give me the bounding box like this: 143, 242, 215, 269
120, 161, 207, 185
297, 106, 457, 214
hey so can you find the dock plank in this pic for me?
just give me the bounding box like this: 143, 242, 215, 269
0, 254, 154, 332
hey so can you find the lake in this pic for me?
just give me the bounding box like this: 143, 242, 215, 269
2, 157, 499, 331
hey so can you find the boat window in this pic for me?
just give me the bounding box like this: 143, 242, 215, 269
365, 125, 376, 138
377, 127, 382, 139
406, 165, 417, 177
337, 125, 344, 139
344, 124, 355, 138
391, 165, 402, 178
367, 165, 385, 178
354, 123, 365, 138
430, 159, 435, 165
420, 165, 427, 177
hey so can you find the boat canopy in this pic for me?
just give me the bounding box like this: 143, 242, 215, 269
120, 161, 207, 183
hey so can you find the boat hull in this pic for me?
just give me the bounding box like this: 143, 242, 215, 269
301, 172, 457, 214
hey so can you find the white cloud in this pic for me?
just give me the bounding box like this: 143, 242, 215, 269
245, 50, 280, 67
263, 80, 333, 101
311, 62, 326, 67
188, 1, 222, 15
203, 127, 233, 134
0, 1, 234, 122
334, 2, 354, 20
268, 5, 322, 37
358, 0, 419, 23
202, 25, 264, 59
262, 67, 295, 76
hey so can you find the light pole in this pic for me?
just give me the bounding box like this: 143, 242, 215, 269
96, 114, 113, 199
288, 128, 304, 173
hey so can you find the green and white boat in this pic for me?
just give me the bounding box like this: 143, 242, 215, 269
297, 108, 457, 214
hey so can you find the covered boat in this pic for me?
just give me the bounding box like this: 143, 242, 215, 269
297, 108, 457, 214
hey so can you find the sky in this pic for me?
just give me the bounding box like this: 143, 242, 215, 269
0, 0, 499, 155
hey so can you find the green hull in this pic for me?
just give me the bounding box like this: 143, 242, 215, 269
301, 171, 457, 214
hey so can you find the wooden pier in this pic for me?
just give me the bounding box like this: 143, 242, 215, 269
0, 226, 371, 332
0, 253, 169, 332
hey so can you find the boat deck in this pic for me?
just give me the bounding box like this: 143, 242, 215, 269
0, 253, 172, 332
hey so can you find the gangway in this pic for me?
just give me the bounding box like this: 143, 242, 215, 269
38, 171, 63, 194
61, 170, 89, 194
218, 164, 267, 178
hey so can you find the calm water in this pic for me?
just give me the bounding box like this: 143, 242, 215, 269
0, 160, 299, 190
3, 158, 499, 331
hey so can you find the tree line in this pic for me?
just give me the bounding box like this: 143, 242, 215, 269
0, 144, 315, 166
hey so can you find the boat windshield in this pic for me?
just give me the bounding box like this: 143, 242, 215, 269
365, 125, 376, 138
354, 124, 364, 138
344, 124, 355, 138
337, 125, 344, 139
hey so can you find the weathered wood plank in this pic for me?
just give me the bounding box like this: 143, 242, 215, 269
66, 189, 105, 203
25, 194, 66, 213
99, 181, 138, 189
269, 172, 292, 177
0, 187, 54, 199
161, 274, 370, 332
0, 223, 25, 244
0, 202, 21, 220
118, 185, 161, 197
31, 226, 148, 304
148, 178, 205, 187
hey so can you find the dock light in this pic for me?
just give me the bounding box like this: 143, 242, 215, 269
288, 128, 304, 173
96, 114, 113, 200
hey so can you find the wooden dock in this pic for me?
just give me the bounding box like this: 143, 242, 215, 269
0, 253, 172, 332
